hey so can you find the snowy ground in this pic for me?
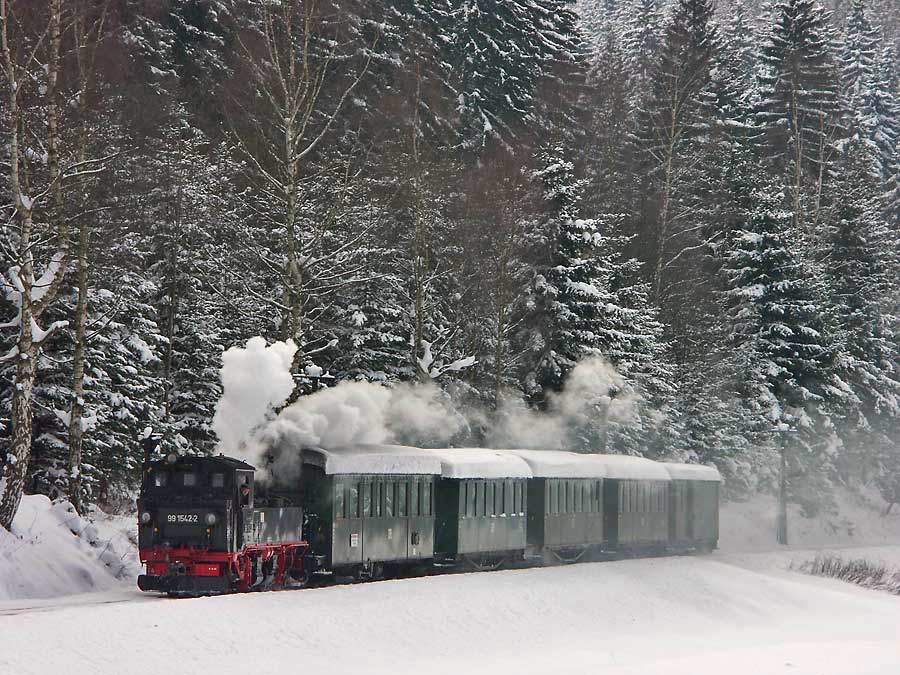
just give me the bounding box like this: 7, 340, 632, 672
2, 490, 900, 674
0, 495, 139, 601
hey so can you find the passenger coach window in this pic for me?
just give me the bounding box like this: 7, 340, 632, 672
211, 473, 224, 489
335, 481, 345, 519
182, 472, 197, 487
411, 481, 420, 517
363, 482, 372, 517
385, 481, 394, 518
423, 481, 432, 517
397, 482, 407, 518
467, 481, 476, 518
348, 481, 359, 518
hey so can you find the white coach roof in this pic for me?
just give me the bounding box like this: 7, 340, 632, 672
504, 450, 608, 479
593, 454, 672, 481
662, 462, 722, 482
424, 448, 533, 479
303, 444, 442, 476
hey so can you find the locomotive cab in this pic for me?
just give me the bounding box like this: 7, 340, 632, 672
138, 453, 252, 554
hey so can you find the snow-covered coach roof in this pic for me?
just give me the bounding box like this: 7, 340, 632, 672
662, 462, 722, 482
591, 454, 672, 481
503, 450, 608, 479
303, 445, 442, 476
423, 448, 533, 480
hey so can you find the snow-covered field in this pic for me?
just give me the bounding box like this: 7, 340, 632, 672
2, 490, 900, 675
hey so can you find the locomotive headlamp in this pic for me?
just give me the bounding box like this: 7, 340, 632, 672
205, 513, 217, 526
166, 453, 177, 465
140, 511, 151, 524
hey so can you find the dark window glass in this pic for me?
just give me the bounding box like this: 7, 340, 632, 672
486, 482, 494, 516
423, 481, 432, 516
335, 481, 345, 519
211, 473, 224, 489
153, 472, 167, 487
467, 481, 476, 518
476, 481, 485, 517
385, 481, 394, 518
181, 472, 196, 487
411, 480, 420, 517
547, 481, 555, 514
376, 482, 383, 518
348, 481, 359, 518
397, 482, 407, 518
363, 482, 372, 517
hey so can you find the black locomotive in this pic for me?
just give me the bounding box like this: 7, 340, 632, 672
137, 453, 306, 594
137, 445, 720, 595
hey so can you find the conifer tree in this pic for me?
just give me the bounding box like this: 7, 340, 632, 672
839, 0, 880, 107
757, 0, 842, 232
639, 0, 719, 304
620, 0, 665, 97
447, 0, 580, 152
824, 141, 900, 482
721, 182, 842, 516
520, 145, 607, 399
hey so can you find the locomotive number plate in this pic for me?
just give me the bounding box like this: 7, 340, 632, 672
167, 514, 199, 523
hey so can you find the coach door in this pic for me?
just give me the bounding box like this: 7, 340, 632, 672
603, 479, 619, 549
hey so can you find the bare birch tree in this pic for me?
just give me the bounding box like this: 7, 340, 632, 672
0, 0, 71, 529
221, 0, 378, 372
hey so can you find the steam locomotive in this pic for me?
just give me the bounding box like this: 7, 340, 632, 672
137, 445, 720, 595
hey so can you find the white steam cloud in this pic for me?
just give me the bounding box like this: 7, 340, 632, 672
213, 338, 644, 473
487, 357, 640, 450
212, 336, 297, 460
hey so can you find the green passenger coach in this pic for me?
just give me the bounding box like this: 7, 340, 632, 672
427, 448, 532, 565
506, 450, 607, 559
299, 445, 443, 576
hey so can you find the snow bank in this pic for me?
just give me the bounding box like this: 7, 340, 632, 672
0, 495, 139, 601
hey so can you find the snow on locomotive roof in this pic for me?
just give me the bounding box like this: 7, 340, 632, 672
591, 454, 672, 481
503, 450, 608, 479
423, 448, 533, 479
303, 444, 442, 476
662, 462, 722, 482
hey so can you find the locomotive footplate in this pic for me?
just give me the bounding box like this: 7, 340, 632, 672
138, 574, 230, 594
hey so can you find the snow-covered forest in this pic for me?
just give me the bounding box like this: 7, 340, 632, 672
2, 0, 900, 528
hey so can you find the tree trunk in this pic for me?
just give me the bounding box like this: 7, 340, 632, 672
777, 435, 789, 545
68, 221, 90, 514
0, 0, 68, 530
